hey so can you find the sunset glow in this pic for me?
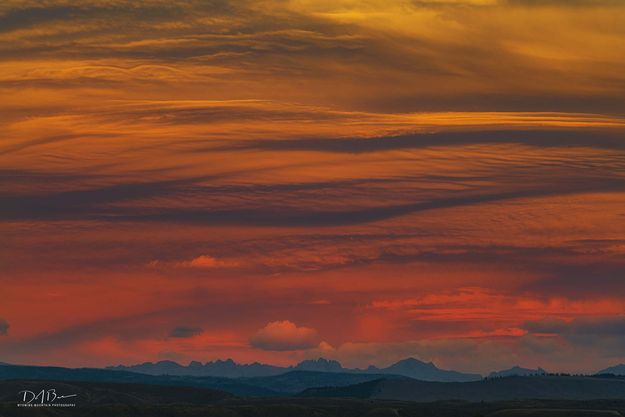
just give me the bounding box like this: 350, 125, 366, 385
1, 0, 625, 374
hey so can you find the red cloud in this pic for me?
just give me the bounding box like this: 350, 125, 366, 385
250, 320, 320, 351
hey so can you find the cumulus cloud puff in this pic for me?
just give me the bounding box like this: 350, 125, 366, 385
146, 254, 239, 269
176, 254, 238, 268
249, 320, 321, 351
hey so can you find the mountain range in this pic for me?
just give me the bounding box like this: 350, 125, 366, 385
108, 357, 482, 382
489, 366, 547, 378
599, 364, 625, 375
109, 358, 285, 378
3, 362, 625, 402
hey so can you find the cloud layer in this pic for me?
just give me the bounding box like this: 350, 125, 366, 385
169, 326, 204, 338
1, 0, 624, 372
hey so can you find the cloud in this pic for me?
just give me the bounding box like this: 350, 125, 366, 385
3, 0, 625, 114
0, 5, 83, 34
0, 2, 192, 34
411, 0, 625, 7
229, 129, 625, 154
176, 255, 238, 268
522, 263, 625, 297
0, 309, 194, 357
147, 254, 240, 270
520, 316, 625, 365
250, 320, 321, 351
524, 316, 625, 336
502, 0, 624, 6
168, 326, 203, 338
96, 178, 625, 227
0, 319, 8, 335
5, 175, 622, 227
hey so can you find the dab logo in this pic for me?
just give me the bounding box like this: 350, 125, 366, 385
18, 388, 77, 407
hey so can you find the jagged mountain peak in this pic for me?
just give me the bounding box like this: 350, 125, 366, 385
294, 358, 344, 372
391, 357, 436, 367
106, 356, 481, 381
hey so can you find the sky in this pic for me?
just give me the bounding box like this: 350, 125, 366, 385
1, 0, 625, 374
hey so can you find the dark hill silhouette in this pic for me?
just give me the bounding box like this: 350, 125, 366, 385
3, 382, 625, 417
302, 375, 625, 401
0, 363, 406, 396
240, 370, 410, 393
0, 363, 279, 396
0, 379, 232, 406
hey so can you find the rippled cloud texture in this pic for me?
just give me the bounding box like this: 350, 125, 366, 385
1, 0, 625, 373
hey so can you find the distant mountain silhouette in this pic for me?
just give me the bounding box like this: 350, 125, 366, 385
294, 358, 343, 372
109, 357, 481, 382
368, 357, 481, 382
108, 359, 284, 378
489, 365, 547, 378
302, 375, 625, 401
598, 364, 625, 375
4, 362, 625, 402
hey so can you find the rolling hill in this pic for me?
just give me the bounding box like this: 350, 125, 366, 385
0, 363, 408, 396
0, 379, 232, 406
302, 375, 625, 401
3, 381, 624, 417
0, 363, 279, 396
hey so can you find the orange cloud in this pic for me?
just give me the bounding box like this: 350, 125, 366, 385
250, 321, 321, 351
177, 255, 239, 268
